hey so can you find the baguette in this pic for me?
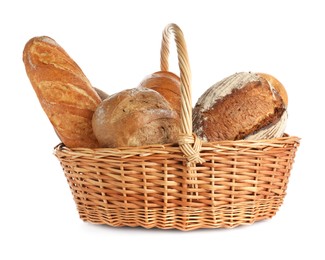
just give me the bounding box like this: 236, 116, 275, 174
23, 36, 101, 148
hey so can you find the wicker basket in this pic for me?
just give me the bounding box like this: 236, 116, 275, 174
54, 23, 300, 231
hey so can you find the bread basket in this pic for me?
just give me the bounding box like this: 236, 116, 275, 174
54, 23, 300, 231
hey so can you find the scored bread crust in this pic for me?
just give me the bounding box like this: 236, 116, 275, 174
92, 87, 180, 148
23, 36, 102, 148
193, 72, 286, 141
139, 71, 181, 116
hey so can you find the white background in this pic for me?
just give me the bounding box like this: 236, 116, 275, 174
1, 0, 324, 259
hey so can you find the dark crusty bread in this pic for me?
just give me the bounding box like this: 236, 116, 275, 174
92, 87, 180, 148
193, 72, 286, 141
23, 36, 102, 148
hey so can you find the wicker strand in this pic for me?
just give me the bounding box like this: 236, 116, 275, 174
178, 133, 204, 165
160, 23, 205, 164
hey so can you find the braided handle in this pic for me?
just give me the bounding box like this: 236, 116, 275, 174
160, 23, 204, 164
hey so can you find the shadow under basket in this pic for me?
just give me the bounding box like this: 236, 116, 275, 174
54, 135, 299, 231
53, 23, 300, 231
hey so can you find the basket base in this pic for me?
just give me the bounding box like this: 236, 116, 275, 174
75, 198, 283, 231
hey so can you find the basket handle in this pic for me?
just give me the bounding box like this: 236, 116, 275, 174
160, 23, 204, 164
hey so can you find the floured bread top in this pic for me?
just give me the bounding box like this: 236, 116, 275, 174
39, 36, 60, 46
245, 110, 288, 140
192, 72, 286, 141
195, 72, 277, 112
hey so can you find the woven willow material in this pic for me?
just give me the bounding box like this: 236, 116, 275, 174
54, 23, 300, 231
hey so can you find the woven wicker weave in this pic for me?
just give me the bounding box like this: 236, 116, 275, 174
54, 23, 300, 231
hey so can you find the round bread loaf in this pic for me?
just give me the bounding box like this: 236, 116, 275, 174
92, 87, 180, 148
139, 71, 181, 116
193, 72, 287, 141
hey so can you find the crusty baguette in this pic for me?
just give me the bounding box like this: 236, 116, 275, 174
23, 36, 101, 148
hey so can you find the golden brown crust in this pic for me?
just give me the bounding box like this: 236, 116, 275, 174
92, 87, 180, 148
258, 72, 288, 106
23, 36, 101, 148
139, 71, 181, 116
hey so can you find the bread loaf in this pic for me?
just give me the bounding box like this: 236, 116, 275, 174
139, 71, 181, 116
257, 72, 288, 106
23, 36, 102, 148
94, 87, 109, 100
193, 72, 287, 141
92, 87, 180, 148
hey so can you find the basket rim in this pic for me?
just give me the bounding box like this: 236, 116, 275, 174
54, 134, 300, 156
